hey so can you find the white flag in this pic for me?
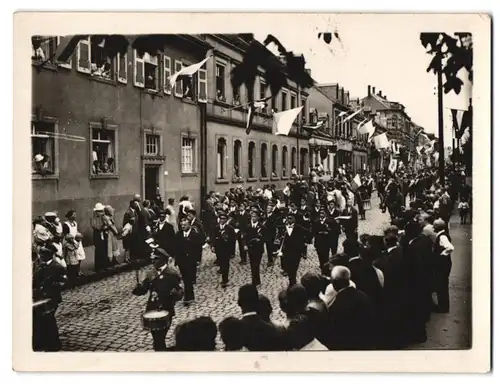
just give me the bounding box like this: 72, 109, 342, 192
388, 157, 398, 174
357, 118, 369, 129
353, 174, 362, 187
373, 132, 390, 149
343, 108, 363, 122
358, 119, 375, 138
273, 107, 303, 136
454, 110, 465, 130
420, 132, 431, 143
168, 56, 212, 89
425, 140, 436, 154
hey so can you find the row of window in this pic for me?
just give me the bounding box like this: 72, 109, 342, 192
32, 36, 208, 101
33, 37, 309, 117
31, 120, 198, 177
216, 138, 308, 181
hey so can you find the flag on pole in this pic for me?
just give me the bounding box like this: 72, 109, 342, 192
353, 174, 362, 187
390, 140, 401, 155
168, 54, 212, 89
358, 119, 375, 139
273, 107, 303, 136
343, 108, 363, 122
245, 97, 272, 135
451, 109, 465, 134
356, 118, 369, 129
302, 120, 325, 133
373, 132, 390, 149
420, 132, 431, 143
388, 156, 398, 174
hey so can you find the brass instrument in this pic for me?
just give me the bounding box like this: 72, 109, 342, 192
273, 226, 287, 256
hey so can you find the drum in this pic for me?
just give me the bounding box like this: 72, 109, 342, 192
141, 310, 171, 331
33, 298, 56, 315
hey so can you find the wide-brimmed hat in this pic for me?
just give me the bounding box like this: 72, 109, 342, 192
44, 212, 57, 218
93, 203, 105, 211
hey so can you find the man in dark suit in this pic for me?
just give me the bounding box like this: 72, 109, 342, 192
280, 212, 309, 286
174, 217, 205, 304
340, 199, 359, 240
325, 266, 377, 350
262, 199, 281, 267
186, 209, 207, 268
233, 201, 250, 265
153, 210, 176, 256
402, 220, 433, 344
379, 226, 411, 349
132, 248, 184, 351
244, 210, 265, 286
238, 284, 285, 351
32, 246, 68, 352
211, 212, 236, 288
312, 209, 332, 275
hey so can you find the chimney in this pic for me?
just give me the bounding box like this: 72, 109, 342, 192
378, 90, 382, 97
336, 85, 339, 100
341, 87, 345, 104
367, 85, 371, 96
372, 86, 376, 94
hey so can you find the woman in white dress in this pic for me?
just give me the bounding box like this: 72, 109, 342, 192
62, 210, 86, 276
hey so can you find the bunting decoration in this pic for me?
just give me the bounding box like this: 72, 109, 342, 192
273, 107, 303, 136
388, 156, 398, 174
390, 140, 401, 155
245, 96, 273, 135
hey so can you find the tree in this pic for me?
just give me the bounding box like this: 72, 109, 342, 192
420, 32, 472, 95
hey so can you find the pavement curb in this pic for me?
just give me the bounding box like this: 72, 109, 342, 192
64, 259, 150, 290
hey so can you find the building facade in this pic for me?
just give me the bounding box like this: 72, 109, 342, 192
32, 35, 211, 243
204, 35, 311, 194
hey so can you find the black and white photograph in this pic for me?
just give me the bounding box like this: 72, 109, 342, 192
13, 12, 491, 372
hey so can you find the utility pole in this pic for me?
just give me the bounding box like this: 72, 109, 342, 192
297, 86, 301, 175
437, 53, 445, 185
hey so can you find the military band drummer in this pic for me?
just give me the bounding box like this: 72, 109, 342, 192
132, 248, 184, 351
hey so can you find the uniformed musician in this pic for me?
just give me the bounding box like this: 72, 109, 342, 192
32, 246, 68, 352
132, 248, 184, 351
244, 210, 265, 286
211, 212, 236, 288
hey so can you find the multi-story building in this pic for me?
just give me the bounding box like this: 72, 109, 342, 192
315, 84, 354, 171
361, 85, 414, 150
32, 34, 211, 243
203, 34, 311, 193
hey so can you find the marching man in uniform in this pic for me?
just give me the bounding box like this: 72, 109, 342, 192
244, 210, 265, 286
132, 248, 184, 351
211, 212, 236, 288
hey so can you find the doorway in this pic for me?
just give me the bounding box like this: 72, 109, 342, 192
144, 165, 160, 202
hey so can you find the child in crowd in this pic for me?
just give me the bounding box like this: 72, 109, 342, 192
458, 197, 470, 224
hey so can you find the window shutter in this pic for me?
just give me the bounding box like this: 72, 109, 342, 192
117, 53, 127, 84
174, 61, 183, 97
198, 68, 207, 103
77, 38, 91, 73
134, 50, 145, 88
163, 56, 172, 94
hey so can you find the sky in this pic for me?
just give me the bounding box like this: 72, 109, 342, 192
254, 15, 472, 148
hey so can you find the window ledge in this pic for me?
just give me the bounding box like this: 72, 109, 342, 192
232, 177, 244, 183
247, 177, 257, 182
144, 89, 162, 96
216, 178, 230, 184
182, 98, 198, 106
260, 177, 269, 182
32, 173, 59, 181
90, 173, 120, 180
90, 76, 116, 86
32, 61, 58, 72
271, 176, 280, 181
181, 172, 198, 178
281, 176, 289, 180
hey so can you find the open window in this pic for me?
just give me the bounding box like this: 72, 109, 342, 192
90, 123, 118, 176
77, 37, 113, 80
32, 121, 56, 175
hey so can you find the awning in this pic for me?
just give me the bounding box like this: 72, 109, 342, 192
309, 137, 334, 147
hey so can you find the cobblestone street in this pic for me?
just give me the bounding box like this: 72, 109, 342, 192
56, 195, 471, 351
